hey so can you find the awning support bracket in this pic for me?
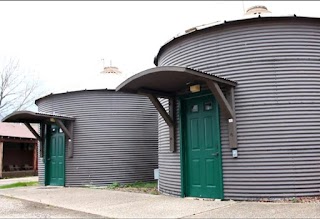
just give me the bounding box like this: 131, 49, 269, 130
24, 122, 42, 142
206, 81, 238, 149
56, 119, 74, 158
144, 93, 176, 152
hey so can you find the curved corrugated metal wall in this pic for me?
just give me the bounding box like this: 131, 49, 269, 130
158, 99, 181, 196
157, 17, 320, 200
37, 90, 158, 186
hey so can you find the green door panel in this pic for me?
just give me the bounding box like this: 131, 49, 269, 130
47, 125, 65, 186
183, 94, 223, 199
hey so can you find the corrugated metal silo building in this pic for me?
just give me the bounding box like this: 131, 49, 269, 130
117, 6, 320, 200
3, 66, 158, 187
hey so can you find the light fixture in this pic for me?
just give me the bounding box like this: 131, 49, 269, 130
190, 84, 201, 93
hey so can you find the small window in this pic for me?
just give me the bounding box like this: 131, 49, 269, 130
191, 104, 199, 113
204, 102, 213, 111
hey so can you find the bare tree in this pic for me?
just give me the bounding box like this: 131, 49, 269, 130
0, 58, 41, 118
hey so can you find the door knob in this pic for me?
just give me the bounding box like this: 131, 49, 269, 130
212, 152, 219, 156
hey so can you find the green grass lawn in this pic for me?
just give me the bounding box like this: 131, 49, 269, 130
0, 181, 38, 189
91, 181, 159, 195
123, 181, 157, 189
107, 181, 157, 189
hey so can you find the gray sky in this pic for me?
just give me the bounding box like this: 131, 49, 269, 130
0, 1, 319, 96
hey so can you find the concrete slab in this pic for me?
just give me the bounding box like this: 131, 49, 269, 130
0, 196, 103, 218
1, 186, 319, 218
186, 202, 320, 218
0, 176, 38, 186
0, 186, 235, 218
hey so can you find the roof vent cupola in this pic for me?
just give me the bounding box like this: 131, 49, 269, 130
100, 59, 122, 74
245, 5, 271, 15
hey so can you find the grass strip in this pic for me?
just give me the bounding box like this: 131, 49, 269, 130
0, 181, 38, 189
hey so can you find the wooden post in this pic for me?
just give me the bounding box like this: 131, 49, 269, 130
0, 141, 3, 178
66, 121, 74, 158
169, 97, 176, 152
33, 143, 38, 172
226, 87, 238, 149
40, 123, 45, 158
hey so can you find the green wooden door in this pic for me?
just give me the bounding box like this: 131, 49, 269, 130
184, 94, 223, 199
47, 125, 65, 186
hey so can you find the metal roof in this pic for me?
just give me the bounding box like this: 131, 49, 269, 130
116, 66, 237, 96
35, 89, 116, 105
154, 14, 320, 66
2, 110, 75, 124
0, 122, 36, 139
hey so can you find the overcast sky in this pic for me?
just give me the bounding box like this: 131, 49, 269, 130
0, 1, 319, 97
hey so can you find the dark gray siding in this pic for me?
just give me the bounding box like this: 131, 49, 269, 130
158, 18, 320, 199
38, 125, 44, 185
158, 99, 181, 196
38, 157, 45, 185
37, 90, 158, 186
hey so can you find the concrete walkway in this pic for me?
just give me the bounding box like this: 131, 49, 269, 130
0, 186, 319, 218
0, 176, 38, 186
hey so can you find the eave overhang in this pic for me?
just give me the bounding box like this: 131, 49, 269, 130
116, 66, 237, 97
2, 110, 75, 123
2, 110, 75, 158
116, 66, 238, 151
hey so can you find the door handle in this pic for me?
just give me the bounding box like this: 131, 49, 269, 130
212, 152, 219, 156
47, 158, 51, 161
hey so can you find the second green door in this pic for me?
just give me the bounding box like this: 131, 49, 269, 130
46, 125, 65, 186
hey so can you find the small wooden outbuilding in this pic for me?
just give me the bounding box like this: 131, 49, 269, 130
0, 123, 38, 178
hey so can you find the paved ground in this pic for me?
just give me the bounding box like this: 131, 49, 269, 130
0, 195, 102, 218
0, 186, 234, 218
186, 202, 320, 218
0, 176, 38, 186
1, 186, 320, 218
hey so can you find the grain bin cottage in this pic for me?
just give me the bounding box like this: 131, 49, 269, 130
116, 6, 320, 200
3, 66, 158, 187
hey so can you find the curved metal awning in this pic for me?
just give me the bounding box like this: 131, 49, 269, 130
116, 66, 238, 151
116, 66, 237, 96
2, 110, 75, 124
2, 110, 75, 158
